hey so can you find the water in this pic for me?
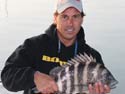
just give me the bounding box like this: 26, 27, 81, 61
0, 0, 125, 94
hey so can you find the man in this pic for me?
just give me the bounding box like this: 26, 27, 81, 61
1, 0, 110, 94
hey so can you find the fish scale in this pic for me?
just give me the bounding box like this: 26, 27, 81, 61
33, 53, 118, 94
49, 53, 118, 94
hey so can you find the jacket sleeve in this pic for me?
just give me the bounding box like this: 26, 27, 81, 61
1, 39, 37, 92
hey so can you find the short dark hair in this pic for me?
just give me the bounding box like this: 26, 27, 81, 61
54, 11, 86, 17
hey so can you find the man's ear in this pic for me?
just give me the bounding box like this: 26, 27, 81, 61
53, 15, 57, 24
81, 17, 84, 25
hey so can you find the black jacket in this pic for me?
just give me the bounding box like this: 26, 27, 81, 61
1, 24, 104, 94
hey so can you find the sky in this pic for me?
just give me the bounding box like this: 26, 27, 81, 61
0, 0, 55, 18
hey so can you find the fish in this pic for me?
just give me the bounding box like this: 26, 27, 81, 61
49, 53, 118, 94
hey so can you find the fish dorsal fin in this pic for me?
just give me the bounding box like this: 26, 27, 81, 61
79, 53, 96, 64
66, 53, 96, 66
61, 58, 79, 68
62, 53, 96, 68
62, 60, 74, 68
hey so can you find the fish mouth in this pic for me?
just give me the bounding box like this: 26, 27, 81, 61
109, 80, 119, 89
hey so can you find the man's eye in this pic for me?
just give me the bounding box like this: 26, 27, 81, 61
62, 15, 68, 19
73, 14, 81, 19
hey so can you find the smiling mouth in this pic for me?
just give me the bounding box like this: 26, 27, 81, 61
66, 28, 75, 33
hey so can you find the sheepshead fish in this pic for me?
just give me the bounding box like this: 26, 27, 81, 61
49, 53, 118, 94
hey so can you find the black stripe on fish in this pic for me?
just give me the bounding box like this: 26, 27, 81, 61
77, 63, 85, 93
87, 62, 99, 84
68, 64, 75, 93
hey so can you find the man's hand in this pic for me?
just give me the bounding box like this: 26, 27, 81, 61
34, 71, 58, 94
89, 82, 110, 94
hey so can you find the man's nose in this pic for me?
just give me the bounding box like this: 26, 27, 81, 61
67, 17, 73, 26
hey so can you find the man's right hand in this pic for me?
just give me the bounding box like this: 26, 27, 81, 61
34, 71, 58, 94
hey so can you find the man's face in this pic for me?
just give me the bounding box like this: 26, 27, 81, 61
54, 7, 83, 41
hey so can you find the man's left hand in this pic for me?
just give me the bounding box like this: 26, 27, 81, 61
89, 81, 110, 94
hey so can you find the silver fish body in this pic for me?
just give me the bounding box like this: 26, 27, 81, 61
50, 53, 118, 94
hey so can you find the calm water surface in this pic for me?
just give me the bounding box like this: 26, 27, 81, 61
0, 0, 125, 94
